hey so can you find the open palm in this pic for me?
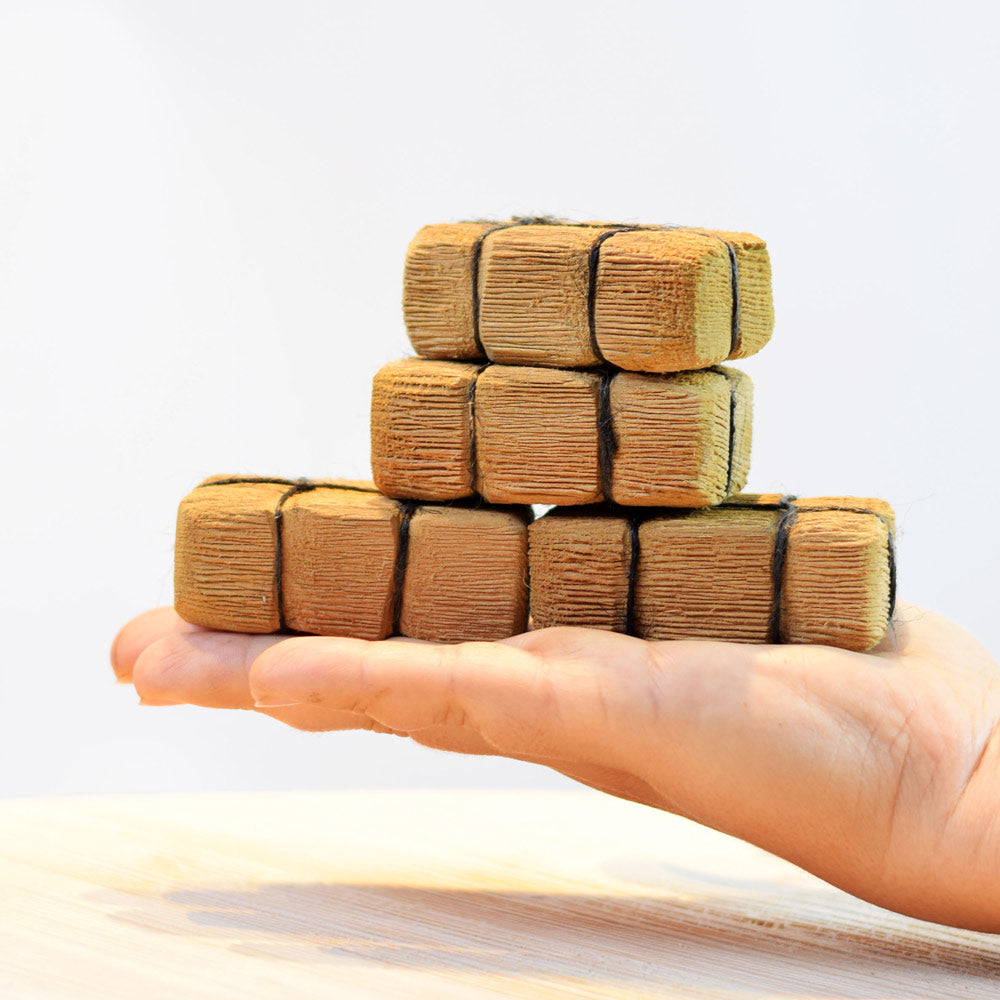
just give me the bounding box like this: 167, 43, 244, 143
112, 603, 1000, 932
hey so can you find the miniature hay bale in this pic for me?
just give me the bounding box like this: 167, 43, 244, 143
528, 496, 895, 652
403, 220, 773, 372
371, 358, 752, 507
175, 478, 530, 642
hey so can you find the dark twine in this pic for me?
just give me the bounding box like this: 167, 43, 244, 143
470, 217, 551, 357
391, 500, 420, 635
715, 368, 740, 499
623, 514, 642, 634
195, 477, 419, 636
767, 495, 799, 644
467, 218, 742, 363
596, 368, 618, 502
587, 227, 640, 364
467, 364, 489, 490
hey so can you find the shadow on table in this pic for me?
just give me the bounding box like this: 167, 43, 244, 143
97, 878, 1000, 997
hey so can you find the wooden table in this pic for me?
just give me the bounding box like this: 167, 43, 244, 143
2, 790, 998, 998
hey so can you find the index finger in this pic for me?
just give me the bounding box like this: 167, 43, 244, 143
111, 607, 206, 682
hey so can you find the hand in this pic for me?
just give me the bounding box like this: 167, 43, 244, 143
112, 603, 1000, 932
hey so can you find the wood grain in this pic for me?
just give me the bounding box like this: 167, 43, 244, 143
2, 790, 996, 999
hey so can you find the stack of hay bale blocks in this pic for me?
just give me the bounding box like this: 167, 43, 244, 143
174, 219, 896, 653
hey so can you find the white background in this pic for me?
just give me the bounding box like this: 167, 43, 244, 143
1, 1, 997, 796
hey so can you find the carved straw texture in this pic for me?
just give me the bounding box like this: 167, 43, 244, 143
529, 496, 895, 652
174, 479, 530, 642
371, 358, 752, 507
400, 506, 530, 642
403, 220, 773, 372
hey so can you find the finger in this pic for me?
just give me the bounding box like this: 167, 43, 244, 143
253, 704, 417, 734
133, 629, 288, 708
257, 694, 674, 804
248, 629, 655, 769
111, 607, 204, 682
255, 707, 502, 753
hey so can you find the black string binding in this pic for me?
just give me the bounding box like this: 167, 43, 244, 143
469, 218, 550, 359
633, 225, 741, 356
439, 358, 620, 504
467, 365, 488, 492
647, 225, 741, 355
720, 238, 742, 355
596, 368, 619, 502
886, 524, 898, 620
713, 368, 740, 498
615, 495, 896, 641
391, 500, 419, 635
273, 481, 319, 631
198, 476, 378, 496
722, 495, 898, 633
587, 227, 640, 364
198, 479, 895, 641
767, 495, 799, 644
623, 513, 642, 635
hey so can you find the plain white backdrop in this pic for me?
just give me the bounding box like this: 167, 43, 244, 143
1, 1, 997, 796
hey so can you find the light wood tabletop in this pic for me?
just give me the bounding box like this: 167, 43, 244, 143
1, 789, 998, 998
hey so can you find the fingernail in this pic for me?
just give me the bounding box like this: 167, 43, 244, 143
138, 696, 183, 706
253, 696, 301, 708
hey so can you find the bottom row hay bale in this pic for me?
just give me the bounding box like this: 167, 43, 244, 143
174, 479, 895, 651
174, 477, 530, 642
528, 495, 895, 653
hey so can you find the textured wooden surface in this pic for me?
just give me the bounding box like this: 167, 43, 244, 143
2, 790, 997, 999
403, 220, 774, 371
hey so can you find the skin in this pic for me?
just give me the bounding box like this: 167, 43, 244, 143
111, 602, 1000, 932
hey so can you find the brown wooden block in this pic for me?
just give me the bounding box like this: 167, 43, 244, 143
595, 228, 773, 370
527, 514, 633, 631
478, 224, 602, 368
528, 496, 896, 652
609, 368, 753, 507
633, 505, 782, 643
400, 505, 530, 642
281, 488, 401, 639
403, 219, 773, 372
403, 222, 495, 360
174, 477, 531, 642
371, 359, 752, 507
474, 365, 604, 505
174, 478, 286, 633
371, 359, 480, 500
